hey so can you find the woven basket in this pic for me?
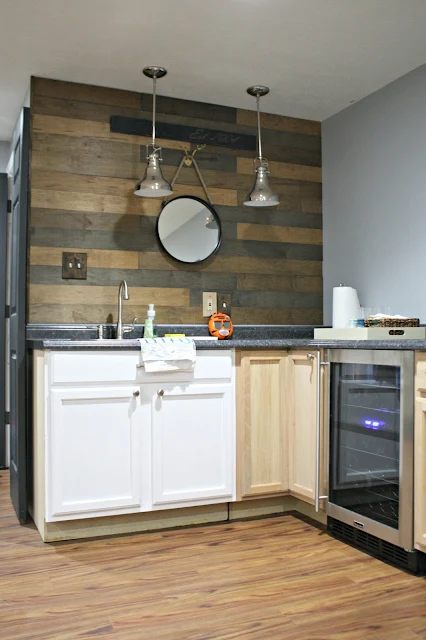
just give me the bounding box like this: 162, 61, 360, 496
364, 318, 419, 328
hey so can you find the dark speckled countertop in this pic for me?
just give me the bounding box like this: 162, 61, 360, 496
26, 324, 426, 351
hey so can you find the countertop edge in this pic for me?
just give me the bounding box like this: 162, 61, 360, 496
27, 338, 426, 351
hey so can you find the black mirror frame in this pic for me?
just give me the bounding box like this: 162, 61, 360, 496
156, 195, 222, 264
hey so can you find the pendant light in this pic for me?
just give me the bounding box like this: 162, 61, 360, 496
134, 66, 173, 198
243, 86, 279, 207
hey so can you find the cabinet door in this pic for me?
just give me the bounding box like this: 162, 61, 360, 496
48, 386, 141, 519
287, 350, 318, 503
151, 384, 234, 506
237, 352, 288, 498
415, 399, 426, 551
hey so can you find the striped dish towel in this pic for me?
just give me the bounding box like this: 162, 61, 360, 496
138, 337, 196, 372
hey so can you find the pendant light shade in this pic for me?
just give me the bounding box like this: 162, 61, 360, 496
134, 153, 173, 197
243, 86, 279, 208
134, 66, 173, 198
244, 162, 280, 207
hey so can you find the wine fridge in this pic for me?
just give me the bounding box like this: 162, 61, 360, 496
324, 350, 415, 555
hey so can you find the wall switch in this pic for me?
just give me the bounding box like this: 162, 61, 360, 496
202, 292, 217, 317
62, 252, 87, 280
217, 293, 232, 316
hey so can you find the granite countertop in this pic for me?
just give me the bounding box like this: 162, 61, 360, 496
26, 324, 426, 351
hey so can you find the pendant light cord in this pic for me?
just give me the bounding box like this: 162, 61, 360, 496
256, 94, 263, 161
152, 75, 157, 148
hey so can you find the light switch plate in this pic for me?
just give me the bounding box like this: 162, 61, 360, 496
217, 293, 232, 316
62, 252, 88, 280
202, 292, 217, 317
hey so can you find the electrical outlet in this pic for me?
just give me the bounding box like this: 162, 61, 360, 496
62, 252, 87, 280
202, 292, 217, 317
217, 293, 232, 316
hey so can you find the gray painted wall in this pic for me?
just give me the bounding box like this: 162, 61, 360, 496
322, 64, 426, 324
0, 141, 10, 173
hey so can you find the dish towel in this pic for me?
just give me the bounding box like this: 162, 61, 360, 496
138, 337, 196, 373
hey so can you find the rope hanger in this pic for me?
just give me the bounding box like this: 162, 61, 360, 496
165, 144, 213, 206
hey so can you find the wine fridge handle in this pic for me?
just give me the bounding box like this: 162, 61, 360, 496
315, 357, 330, 513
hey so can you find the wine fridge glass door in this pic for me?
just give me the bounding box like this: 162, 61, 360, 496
330, 362, 401, 529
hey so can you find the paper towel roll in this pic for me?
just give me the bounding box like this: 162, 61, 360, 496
332, 286, 361, 328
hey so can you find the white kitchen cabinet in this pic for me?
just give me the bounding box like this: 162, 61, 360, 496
47, 385, 142, 520
151, 383, 235, 507
38, 349, 235, 524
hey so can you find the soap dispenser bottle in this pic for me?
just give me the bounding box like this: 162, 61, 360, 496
144, 304, 156, 338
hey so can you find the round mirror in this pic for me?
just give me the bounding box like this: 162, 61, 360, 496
157, 196, 221, 263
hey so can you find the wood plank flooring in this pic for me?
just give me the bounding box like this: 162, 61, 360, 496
1, 471, 426, 639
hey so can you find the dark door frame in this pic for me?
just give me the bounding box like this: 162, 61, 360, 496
0, 173, 7, 469
9, 108, 30, 522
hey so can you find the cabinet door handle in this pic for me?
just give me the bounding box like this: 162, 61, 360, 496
157, 389, 165, 397
307, 353, 315, 360
133, 390, 140, 397
315, 357, 330, 512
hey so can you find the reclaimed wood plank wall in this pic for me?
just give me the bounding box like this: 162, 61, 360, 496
29, 77, 322, 324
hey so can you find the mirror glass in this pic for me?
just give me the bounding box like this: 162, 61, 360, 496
157, 196, 221, 263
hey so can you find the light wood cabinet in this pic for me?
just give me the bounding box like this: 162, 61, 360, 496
286, 351, 318, 503
236, 349, 324, 505
236, 351, 288, 498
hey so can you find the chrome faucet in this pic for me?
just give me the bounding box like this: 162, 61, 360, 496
116, 280, 129, 339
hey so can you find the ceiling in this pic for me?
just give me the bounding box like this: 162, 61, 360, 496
1, 0, 426, 141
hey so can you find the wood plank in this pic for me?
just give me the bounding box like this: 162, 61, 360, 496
30, 265, 237, 291
32, 169, 144, 198
32, 95, 238, 132
216, 205, 322, 230
32, 114, 191, 150
32, 170, 237, 208
219, 237, 323, 261
161, 165, 321, 193
237, 108, 321, 136
31, 132, 144, 180
111, 115, 256, 151
32, 94, 143, 124
232, 290, 322, 310
29, 284, 190, 307
138, 251, 322, 276
32, 77, 141, 109
32, 165, 242, 201
30, 209, 142, 232
238, 274, 323, 293
231, 307, 323, 324
30, 247, 139, 270
32, 130, 321, 183
237, 156, 322, 183
237, 223, 323, 245
28, 304, 203, 324
32, 148, 319, 194
32, 185, 235, 212
30, 226, 158, 252
31, 188, 161, 216
141, 93, 236, 123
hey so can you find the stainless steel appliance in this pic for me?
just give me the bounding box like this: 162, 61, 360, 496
323, 350, 415, 555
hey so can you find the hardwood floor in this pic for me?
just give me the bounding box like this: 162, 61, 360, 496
1, 470, 426, 639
